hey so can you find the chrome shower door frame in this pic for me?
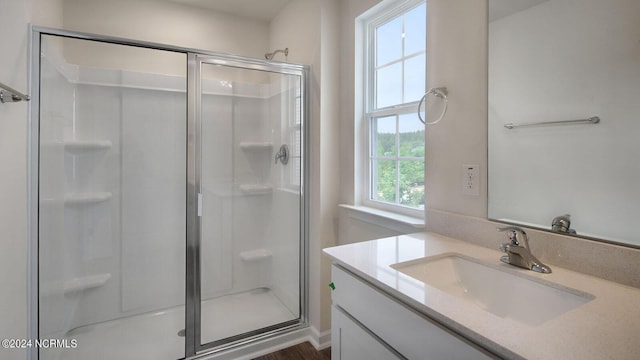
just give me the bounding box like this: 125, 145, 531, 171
28, 27, 310, 360
189, 54, 310, 355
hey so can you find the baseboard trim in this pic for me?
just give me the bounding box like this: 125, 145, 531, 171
309, 326, 331, 350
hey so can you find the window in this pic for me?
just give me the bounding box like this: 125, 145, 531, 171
362, 0, 426, 217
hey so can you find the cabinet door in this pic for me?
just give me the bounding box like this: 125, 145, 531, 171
332, 305, 404, 360
331, 265, 495, 359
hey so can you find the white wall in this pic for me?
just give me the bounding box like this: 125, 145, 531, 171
338, 0, 382, 205
424, 0, 488, 218
336, 0, 486, 239
337, 210, 410, 245
269, 0, 340, 343
488, 0, 640, 244
0, 1, 63, 359
63, 0, 270, 60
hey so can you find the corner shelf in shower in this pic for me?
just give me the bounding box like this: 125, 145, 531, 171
239, 142, 273, 151
239, 184, 273, 195
239, 249, 272, 262
64, 192, 112, 206
63, 273, 112, 295
64, 140, 112, 154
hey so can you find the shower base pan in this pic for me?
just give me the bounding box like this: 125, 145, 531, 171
44, 288, 296, 360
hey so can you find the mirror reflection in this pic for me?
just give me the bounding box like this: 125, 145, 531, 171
488, 0, 640, 247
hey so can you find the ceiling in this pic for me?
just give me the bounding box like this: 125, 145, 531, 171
489, 0, 549, 22
161, 0, 291, 21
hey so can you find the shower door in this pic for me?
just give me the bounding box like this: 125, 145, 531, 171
34, 34, 187, 360
32, 28, 307, 360
189, 55, 307, 352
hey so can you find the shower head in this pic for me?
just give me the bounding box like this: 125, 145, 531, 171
265, 48, 289, 60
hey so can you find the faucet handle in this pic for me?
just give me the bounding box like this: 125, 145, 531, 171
497, 226, 528, 247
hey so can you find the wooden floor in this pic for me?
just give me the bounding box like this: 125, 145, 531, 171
252, 342, 331, 360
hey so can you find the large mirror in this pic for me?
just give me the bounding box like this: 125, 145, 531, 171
488, 0, 640, 247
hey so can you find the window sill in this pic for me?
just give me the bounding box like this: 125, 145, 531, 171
339, 204, 425, 233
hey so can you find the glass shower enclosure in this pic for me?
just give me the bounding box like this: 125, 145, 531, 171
29, 29, 308, 360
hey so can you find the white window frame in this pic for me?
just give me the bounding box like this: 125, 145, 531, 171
359, 0, 427, 218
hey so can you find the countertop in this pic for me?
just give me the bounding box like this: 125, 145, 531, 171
323, 232, 640, 360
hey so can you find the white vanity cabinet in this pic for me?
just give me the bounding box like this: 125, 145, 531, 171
330, 265, 495, 360
331, 305, 403, 360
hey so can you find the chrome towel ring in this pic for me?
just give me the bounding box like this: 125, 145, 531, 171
417, 87, 448, 125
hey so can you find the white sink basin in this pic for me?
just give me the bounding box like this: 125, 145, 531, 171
391, 253, 594, 326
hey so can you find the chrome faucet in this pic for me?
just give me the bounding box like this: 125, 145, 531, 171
551, 214, 577, 235
498, 226, 552, 274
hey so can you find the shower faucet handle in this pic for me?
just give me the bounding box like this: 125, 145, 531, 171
275, 144, 289, 165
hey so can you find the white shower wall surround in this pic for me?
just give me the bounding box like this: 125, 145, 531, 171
38, 44, 301, 340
